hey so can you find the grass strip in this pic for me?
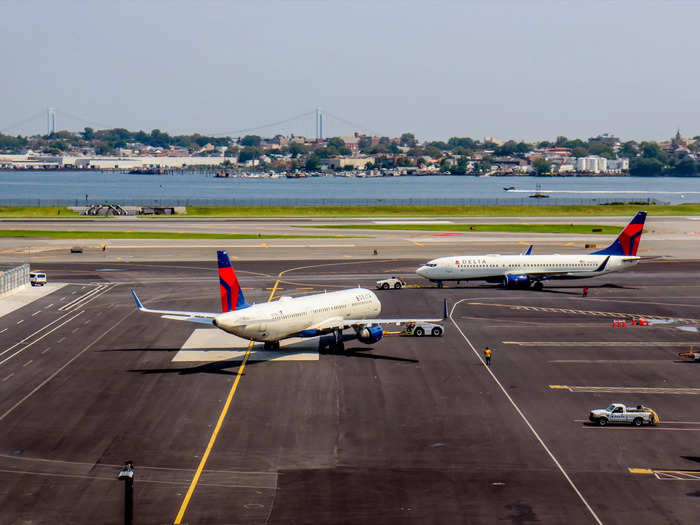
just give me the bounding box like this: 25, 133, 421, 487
1, 203, 699, 218
0, 230, 358, 240
181, 204, 700, 217
296, 224, 622, 234
0, 206, 80, 217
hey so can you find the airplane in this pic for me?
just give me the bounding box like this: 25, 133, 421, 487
415, 211, 646, 291
132, 250, 446, 352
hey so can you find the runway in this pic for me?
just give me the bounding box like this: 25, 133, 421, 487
1, 258, 700, 523
1, 214, 700, 262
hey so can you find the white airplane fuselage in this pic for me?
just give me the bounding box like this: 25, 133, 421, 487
416, 254, 639, 284
213, 288, 381, 341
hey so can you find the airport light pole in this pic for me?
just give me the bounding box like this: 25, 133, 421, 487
117, 460, 134, 525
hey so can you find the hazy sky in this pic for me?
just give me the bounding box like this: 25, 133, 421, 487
1, 0, 698, 141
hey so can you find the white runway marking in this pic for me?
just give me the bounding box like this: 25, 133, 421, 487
0, 311, 84, 367
32, 311, 41, 316
0, 310, 134, 421
23, 360, 33, 367
450, 299, 603, 525
173, 329, 320, 362
2, 373, 14, 382
16, 320, 23, 325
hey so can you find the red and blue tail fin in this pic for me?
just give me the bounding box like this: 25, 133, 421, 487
591, 211, 646, 256
217, 250, 250, 313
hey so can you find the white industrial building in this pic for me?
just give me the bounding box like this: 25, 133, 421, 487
0, 154, 233, 170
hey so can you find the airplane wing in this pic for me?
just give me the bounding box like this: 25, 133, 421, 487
131, 290, 218, 324
341, 299, 448, 327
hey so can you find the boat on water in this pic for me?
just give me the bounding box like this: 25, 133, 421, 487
529, 183, 549, 198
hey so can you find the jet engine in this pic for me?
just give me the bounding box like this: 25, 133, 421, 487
503, 274, 530, 287
357, 324, 383, 344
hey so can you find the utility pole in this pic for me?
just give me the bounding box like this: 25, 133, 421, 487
117, 460, 134, 525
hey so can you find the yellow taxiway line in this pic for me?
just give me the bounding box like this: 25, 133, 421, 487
550, 385, 700, 394
173, 274, 283, 524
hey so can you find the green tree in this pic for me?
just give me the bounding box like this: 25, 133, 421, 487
620, 141, 638, 158
587, 141, 614, 158
400, 133, 417, 147
327, 137, 345, 149
673, 157, 696, 176
629, 157, 664, 176
81, 127, 95, 141
358, 136, 372, 151
238, 147, 261, 163
447, 137, 477, 150
532, 157, 551, 175
305, 155, 321, 170
240, 135, 262, 147
289, 142, 307, 158
640, 142, 667, 162
224, 146, 240, 157
423, 145, 443, 159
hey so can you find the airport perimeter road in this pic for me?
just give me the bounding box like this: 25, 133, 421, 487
1, 259, 699, 523
1, 214, 699, 262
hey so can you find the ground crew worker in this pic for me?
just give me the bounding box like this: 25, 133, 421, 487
483, 347, 492, 366
582, 286, 589, 297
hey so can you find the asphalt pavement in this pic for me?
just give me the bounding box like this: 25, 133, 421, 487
1, 259, 700, 524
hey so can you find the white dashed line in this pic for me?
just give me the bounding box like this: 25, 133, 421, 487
2, 373, 14, 382
71, 327, 80, 334
0, 328, 6, 334
57, 337, 66, 344
16, 320, 24, 325
23, 360, 33, 367
46, 304, 54, 309
0, 311, 84, 367
41, 347, 51, 355
32, 311, 42, 317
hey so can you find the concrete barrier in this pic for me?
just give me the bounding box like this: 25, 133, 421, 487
0, 264, 30, 297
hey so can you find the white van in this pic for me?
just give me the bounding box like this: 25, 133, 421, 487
29, 271, 47, 286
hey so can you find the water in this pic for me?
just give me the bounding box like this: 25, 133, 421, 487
1, 170, 699, 206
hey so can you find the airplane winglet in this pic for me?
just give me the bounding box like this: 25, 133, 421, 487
523, 245, 533, 256
594, 256, 610, 273
131, 289, 144, 310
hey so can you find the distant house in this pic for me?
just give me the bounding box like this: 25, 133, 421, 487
320, 156, 375, 170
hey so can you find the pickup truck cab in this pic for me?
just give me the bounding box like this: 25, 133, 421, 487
376, 276, 406, 290
29, 271, 47, 286
589, 403, 659, 427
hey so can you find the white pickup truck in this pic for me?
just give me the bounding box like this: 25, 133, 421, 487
589, 403, 659, 427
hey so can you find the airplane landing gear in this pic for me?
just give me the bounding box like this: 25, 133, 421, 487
436, 281, 443, 289
332, 328, 344, 352
264, 341, 280, 350
532, 281, 543, 291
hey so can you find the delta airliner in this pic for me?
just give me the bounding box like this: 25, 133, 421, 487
133, 251, 445, 351
416, 211, 646, 290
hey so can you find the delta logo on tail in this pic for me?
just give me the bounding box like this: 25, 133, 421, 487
591, 211, 646, 256
217, 250, 250, 312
